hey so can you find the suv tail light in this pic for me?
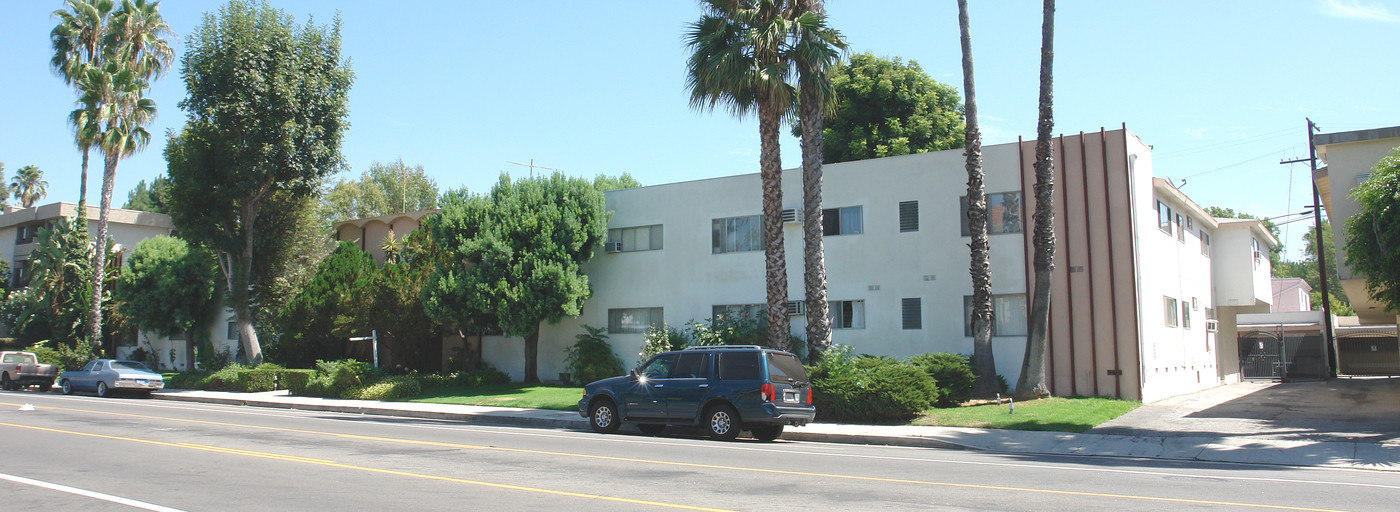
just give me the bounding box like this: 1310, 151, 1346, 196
806, 387, 813, 405
761, 383, 775, 402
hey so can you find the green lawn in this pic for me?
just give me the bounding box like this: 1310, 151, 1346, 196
405, 384, 583, 411
912, 397, 1140, 433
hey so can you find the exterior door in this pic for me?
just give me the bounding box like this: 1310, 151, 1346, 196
663, 353, 710, 422
619, 354, 673, 420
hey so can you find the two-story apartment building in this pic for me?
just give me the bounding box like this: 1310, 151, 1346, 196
1313, 125, 1400, 325
341, 126, 1277, 403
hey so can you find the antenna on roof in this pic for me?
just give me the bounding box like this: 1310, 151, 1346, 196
507, 159, 560, 178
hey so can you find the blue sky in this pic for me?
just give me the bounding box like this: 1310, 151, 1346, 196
2, 0, 1397, 260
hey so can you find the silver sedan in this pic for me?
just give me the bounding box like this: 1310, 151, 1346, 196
58, 359, 165, 398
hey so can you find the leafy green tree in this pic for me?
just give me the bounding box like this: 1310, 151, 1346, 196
1017, 0, 1055, 400
166, 0, 353, 364
274, 242, 375, 368
958, 0, 998, 398
1275, 218, 1352, 313
323, 158, 439, 222
803, 53, 964, 164
424, 173, 608, 382
9, 165, 50, 209
0, 162, 9, 209
1344, 147, 1400, 315
591, 173, 643, 191
366, 229, 442, 371
0, 218, 96, 346
122, 176, 171, 213
686, 0, 797, 349
1205, 206, 1283, 269
117, 236, 219, 369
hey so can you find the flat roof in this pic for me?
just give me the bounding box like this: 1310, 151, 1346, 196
1313, 125, 1400, 147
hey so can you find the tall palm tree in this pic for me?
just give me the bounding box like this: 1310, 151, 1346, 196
105, 0, 175, 81
1017, 0, 1056, 399
958, 0, 999, 397
789, 0, 845, 360
51, 0, 116, 206
10, 165, 50, 208
686, 0, 798, 350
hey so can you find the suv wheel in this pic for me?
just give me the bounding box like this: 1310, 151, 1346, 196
750, 425, 784, 442
704, 404, 741, 441
590, 399, 620, 434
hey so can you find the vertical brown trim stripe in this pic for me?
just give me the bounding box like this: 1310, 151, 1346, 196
1058, 133, 1077, 396
1079, 132, 1099, 396
1101, 127, 1123, 398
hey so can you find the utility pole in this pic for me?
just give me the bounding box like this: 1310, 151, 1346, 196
1280, 118, 1337, 377
507, 159, 559, 178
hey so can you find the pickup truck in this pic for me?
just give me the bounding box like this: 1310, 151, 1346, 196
0, 351, 58, 392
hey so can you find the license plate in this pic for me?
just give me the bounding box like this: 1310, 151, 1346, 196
783, 390, 799, 403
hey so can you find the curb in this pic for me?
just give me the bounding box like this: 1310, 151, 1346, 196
153, 392, 589, 430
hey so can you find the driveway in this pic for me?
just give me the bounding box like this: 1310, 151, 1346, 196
1090, 377, 1400, 443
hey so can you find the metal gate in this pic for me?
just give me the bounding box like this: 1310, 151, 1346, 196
1240, 331, 1284, 380
1239, 329, 1330, 381
1337, 327, 1400, 376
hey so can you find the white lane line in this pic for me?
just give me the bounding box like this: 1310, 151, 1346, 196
0, 472, 186, 512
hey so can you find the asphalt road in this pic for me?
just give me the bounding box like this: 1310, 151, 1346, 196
1, 390, 1395, 512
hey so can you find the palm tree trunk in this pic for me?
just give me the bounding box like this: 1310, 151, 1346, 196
1017, 0, 1056, 400
79, 148, 90, 208
759, 97, 791, 351
86, 151, 118, 350
959, 0, 999, 398
799, 56, 831, 362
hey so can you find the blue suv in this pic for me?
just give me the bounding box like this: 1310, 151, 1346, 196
578, 345, 815, 441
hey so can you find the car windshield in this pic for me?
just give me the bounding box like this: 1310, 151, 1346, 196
767, 353, 808, 384
110, 361, 152, 372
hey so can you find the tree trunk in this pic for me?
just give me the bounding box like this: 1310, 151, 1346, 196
959, 0, 999, 398
185, 331, 197, 371
524, 328, 540, 383
1017, 0, 1056, 400
79, 147, 90, 209
87, 151, 119, 350
798, 0, 832, 363
232, 202, 264, 365
759, 96, 791, 351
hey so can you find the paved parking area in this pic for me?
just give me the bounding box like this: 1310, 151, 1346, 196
1090, 377, 1400, 443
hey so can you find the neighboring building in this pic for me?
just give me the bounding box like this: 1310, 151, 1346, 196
335, 209, 438, 264
1271, 278, 1312, 313
0, 202, 239, 370
1313, 125, 1400, 325
340, 126, 1279, 403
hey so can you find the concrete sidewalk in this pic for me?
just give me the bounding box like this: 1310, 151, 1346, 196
151, 387, 1399, 472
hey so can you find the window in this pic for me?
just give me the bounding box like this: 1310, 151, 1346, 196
901, 298, 922, 330
712, 304, 765, 323
822, 206, 863, 236
1157, 201, 1172, 233
670, 353, 710, 379
638, 354, 674, 379
1186, 216, 1195, 230
608, 307, 663, 334
718, 351, 762, 380
606, 225, 663, 252
10, 260, 29, 289
1252, 237, 1263, 262
712, 215, 763, 254
963, 294, 1029, 336
898, 201, 919, 232
829, 300, 865, 329
15, 224, 38, 245
227, 322, 240, 341
1200, 230, 1211, 256
1164, 297, 1179, 327
1182, 306, 1192, 330
1176, 214, 1185, 242
961, 192, 1022, 236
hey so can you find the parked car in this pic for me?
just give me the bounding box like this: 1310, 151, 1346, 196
0, 351, 57, 392
578, 345, 815, 441
58, 359, 165, 398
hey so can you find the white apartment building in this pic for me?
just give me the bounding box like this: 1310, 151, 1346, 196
422, 126, 1277, 403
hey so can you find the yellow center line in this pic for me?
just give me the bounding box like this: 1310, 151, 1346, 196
0, 401, 1351, 512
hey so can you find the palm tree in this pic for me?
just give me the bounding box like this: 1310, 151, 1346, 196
1017, 0, 1056, 399
10, 165, 50, 208
105, 0, 175, 81
686, 0, 798, 350
789, 0, 845, 360
51, 0, 116, 206
958, 0, 999, 397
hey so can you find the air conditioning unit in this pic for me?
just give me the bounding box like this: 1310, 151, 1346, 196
785, 300, 806, 316
604, 242, 623, 253
780, 208, 802, 224
1206, 319, 1219, 332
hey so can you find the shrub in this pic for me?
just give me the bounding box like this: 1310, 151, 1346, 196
808, 352, 936, 424
204, 364, 247, 391
565, 325, 625, 385
458, 366, 510, 386
291, 359, 382, 398
348, 376, 422, 400
166, 370, 212, 389
908, 353, 975, 408
25, 345, 62, 367
638, 324, 686, 364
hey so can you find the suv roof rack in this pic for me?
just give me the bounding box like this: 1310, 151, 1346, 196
682, 345, 763, 350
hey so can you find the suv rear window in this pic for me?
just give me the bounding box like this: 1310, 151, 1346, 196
717, 352, 762, 380
767, 353, 808, 384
